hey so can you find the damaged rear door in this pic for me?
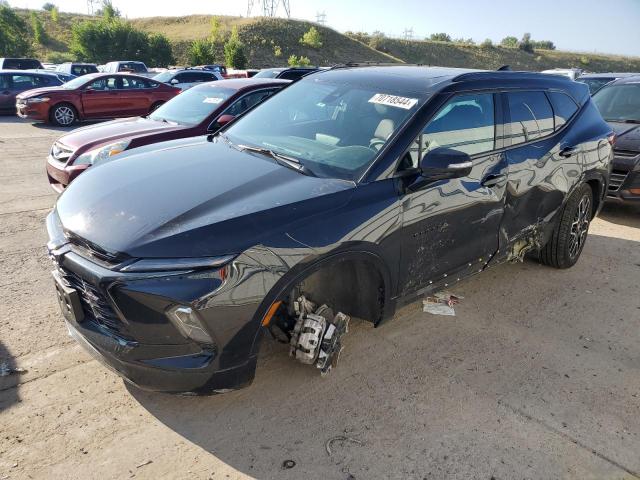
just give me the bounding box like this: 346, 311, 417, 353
397, 91, 508, 295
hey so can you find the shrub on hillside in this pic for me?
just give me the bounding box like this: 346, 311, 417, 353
30, 11, 46, 45
188, 38, 215, 65
224, 26, 247, 69
429, 33, 451, 42
518, 33, 534, 53
288, 54, 311, 67
481, 38, 494, 49
300, 26, 322, 48
500, 36, 518, 48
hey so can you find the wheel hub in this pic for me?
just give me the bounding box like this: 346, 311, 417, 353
569, 195, 591, 258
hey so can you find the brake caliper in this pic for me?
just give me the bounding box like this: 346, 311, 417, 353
289, 296, 350, 376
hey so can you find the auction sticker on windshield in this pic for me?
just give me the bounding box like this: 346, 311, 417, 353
368, 93, 418, 110
203, 97, 224, 104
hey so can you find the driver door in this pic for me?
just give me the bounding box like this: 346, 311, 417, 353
81, 76, 123, 118
397, 92, 508, 295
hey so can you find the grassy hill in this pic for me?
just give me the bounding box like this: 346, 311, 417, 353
12, 9, 640, 72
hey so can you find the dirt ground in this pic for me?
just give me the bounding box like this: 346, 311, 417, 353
1, 116, 639, 480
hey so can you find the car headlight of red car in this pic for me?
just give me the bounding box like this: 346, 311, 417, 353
24, 96, 50, 104
74, 140, 131, 166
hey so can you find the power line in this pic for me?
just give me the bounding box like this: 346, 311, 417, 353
315, 11, 327, 25
402, 27, 414, 40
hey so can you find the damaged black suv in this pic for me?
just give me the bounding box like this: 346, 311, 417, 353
47, 66, 613, 394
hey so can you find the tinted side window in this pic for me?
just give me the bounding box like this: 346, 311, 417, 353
222, 89, 277, 116
507, 91, 554, 145
11, 74, 38, 88
0, 74, 10, 89
279, 70, 306, 81
547, 91, 579, 130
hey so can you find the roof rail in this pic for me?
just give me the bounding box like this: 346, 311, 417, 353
451, 70, 571, 82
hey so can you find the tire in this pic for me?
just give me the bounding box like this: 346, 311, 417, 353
149, 101, 164, 113
539, 183, 593, 269
50, 103, 77, 127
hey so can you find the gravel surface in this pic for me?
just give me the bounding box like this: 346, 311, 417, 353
1, 116, 639, 480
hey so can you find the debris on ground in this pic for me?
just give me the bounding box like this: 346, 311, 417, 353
281, 460, 296, 469
422, 292, 463, 316
136, 460, 152, 469
0, 362, 26, 377
325, 435, 364, 456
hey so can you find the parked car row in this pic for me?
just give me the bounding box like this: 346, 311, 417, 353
44, 65, 619, 395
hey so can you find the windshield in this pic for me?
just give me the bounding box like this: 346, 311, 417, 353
224, 77, 423, 181
149, 85, 236, 126
62, 76, 94, 89
577, 77, 614, 95
593, 83, 640, 122
253, 69, 280, 78
153, 71, 174, 83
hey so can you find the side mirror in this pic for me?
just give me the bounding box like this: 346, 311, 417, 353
408, 148, 473, 192
170, 78, 179, 85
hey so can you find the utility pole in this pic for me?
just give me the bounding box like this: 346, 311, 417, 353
87, 0, 100, 15
403, 27, 414, 40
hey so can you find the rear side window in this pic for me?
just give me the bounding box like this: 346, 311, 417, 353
11, 74, 39, 88
71, 65, 98, 76
222, 89, 278, 117
3, 59, 42, 69
279, 70, 307, 81
0, 74, 10, 89
507, 91, 554, 144
547, 91, 579, 130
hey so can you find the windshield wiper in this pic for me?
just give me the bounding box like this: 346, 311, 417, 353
236, 144, 316, 176
605, 118, 640, 124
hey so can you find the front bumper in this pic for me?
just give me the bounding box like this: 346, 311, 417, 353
16, 101, 49, 121
47, 211, 269, 394
46, 155, 89, 192
606, 151, 640, 203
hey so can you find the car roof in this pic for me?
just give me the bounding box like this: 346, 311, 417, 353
0, 69, 59, 76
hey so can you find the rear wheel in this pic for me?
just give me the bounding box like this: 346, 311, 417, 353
539, 183, 593, 269
50, 103, 77, 127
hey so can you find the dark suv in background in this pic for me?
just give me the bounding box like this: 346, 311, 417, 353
48, 66, 612, 394
593, 75, 640, 202
577, 72, 640, 95
0, 58, 44, 70
253, 67, 320, 80
56, 63, 99, 77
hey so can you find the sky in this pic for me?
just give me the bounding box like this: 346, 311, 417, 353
9, 0, 640, 56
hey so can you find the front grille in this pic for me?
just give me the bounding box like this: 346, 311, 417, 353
608, 170, 629, 192
57, 267, 123, 334
613, 149, 639, 159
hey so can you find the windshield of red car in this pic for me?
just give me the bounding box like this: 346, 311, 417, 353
148, 85, 237, 126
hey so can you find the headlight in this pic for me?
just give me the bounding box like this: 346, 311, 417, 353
25, 97, 50, 104
119, 255, 235, 273
73, 140, 131, 166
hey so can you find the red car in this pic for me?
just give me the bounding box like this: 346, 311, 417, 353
46, 78, 289, 191
16, 73, 180, 126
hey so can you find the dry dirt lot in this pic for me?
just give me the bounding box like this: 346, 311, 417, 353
1, 116, 639, 480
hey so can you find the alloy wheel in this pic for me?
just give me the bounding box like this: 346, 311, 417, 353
54, 106, 75, 126
568, 195, 591, 259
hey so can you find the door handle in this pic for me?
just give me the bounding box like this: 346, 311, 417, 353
559, 146, 577, 158
481, 174, 507, 188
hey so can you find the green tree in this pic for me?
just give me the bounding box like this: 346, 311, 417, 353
147, 33, 174, 67
429, 32, 451, 42
274, 45, 282, 57
209, 16, 221, 43
300, 26, 322, 48
533, 40, 556, 50
518, 32, 534, 53
99, 0, 120, 21
0, 5, 32, 56
30, 11, 46, 45
368, 30, 386, 51
224, 26, 247, 68
71, 17, 155, 64
500, 36, 518, 48
480, 38, 493, 49
42, 2, 55, 10
50, 5, 59, 22
188, 38, 215, 65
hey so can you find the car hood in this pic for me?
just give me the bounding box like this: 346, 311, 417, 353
16, 86, 67, 99
54, 137, 354, 258
608, 121, 640, 152
58, 117, 186, 151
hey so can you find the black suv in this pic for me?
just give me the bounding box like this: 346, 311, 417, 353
253, 67, 320, 80
592, 75, 640, 202
0, 57, 44, 70
47, 66, 612, 394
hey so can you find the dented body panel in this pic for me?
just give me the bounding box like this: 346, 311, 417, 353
47, 67, 612, 393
